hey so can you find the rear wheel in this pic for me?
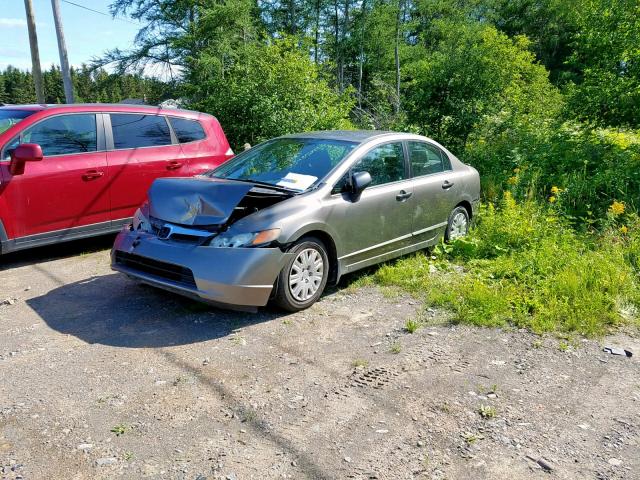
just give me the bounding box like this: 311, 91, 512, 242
445, 206, 470, 242
273, 237, 329, 312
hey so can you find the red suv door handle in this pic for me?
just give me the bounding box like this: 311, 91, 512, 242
166, 161, 183, 170
82, 170, 104, 180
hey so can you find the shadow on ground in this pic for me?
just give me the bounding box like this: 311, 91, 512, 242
0, 234, 117, 270
27, 273, 283, 348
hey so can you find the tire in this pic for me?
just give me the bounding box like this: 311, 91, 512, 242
273, 236, 329, 312
445, 206, 470, 242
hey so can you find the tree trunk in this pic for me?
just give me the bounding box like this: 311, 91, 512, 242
394, 0, 402, 114
334, 0, 342, 91
314, 0, 321, 64
288, 0, 296, 34
342, 0, 349, 92
357, 0, 368, 109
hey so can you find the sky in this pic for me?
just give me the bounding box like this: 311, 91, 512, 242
0, 0, 140, 72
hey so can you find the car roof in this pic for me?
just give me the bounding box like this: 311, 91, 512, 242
0, 103, 212, 119
282, 130, 400, 144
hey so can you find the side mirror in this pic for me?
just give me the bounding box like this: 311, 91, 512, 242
9, 143, 43, 176
351, 171, 372, 196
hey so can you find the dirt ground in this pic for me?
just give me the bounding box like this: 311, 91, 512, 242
1, 236, 639, 480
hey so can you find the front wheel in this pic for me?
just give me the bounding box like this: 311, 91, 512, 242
445, 206, 470, 242
273, 237, 329, 312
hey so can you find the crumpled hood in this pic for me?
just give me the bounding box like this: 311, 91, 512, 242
148, 177, 254, 226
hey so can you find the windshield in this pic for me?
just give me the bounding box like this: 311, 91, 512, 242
0, 110, 36, 135
209, 138, 358, 191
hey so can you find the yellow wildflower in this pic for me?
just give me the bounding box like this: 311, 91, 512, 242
502, 190, 516, 208
513, 167, 520, 174
609, 201, 625, 216
549, 196, 556, 203
550, 186, 560, 195
620, 225, 629, 234
507, 176, 518, 185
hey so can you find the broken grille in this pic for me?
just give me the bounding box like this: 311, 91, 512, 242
115, 251, 197, 289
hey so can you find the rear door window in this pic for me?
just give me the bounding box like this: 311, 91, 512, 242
110, 114, 172, 149
169, 117, 206, 143
408, 141, 451, 176
7, 114, 97, 157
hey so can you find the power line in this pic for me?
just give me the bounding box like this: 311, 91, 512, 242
60, 0, 141, 26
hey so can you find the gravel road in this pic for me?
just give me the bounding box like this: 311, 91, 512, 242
1, 236, 639, 480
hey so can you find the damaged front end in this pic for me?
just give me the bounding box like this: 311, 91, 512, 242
112, 176, 295, 308
132, 176, 293, 245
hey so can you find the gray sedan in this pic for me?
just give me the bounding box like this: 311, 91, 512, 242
111, 131, 480, 311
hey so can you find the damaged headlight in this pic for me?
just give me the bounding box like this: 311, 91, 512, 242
210, 228, 280, 248
132, 202, 152, 232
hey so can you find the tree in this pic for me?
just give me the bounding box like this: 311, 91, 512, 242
0, 74, 6, 103
103, 0, 258, 85
189, 37, 354, 148
0, 64, 174, 105
2, 67, 36, 104
566, 0, 640, 127
404, 22, 560, 151
44, 65, 65, 103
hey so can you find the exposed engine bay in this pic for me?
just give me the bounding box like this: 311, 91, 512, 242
225, 187, 292, 225
136, 177, 294, 244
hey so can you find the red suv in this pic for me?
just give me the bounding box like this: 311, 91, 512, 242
0, 104, 233, 254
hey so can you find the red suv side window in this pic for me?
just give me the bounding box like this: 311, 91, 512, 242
169, 117, 207, 144
111, 114, 172, 149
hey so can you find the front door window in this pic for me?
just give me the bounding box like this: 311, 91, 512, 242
3, 114, 97, 159
352, 142, 406, 186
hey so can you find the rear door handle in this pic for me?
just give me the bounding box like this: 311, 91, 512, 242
82, 169, 104, 180
396, 190, 413, 201
442, 180, 454, 189
166, 161, 183, 170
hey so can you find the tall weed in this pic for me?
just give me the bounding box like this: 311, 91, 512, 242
370, 195, 639, 336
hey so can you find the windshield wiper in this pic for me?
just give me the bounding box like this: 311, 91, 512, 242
210, 176, 300, 193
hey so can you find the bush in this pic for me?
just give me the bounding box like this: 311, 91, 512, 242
189, 37, 354, 149
404, 21, 561, 153
369, 194, 639, 336
466, 119, 640, 223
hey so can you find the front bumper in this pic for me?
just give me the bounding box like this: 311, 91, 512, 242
111, 229, 292, 308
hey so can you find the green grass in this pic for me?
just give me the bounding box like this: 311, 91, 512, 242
389, 342, 402, 354
462, 431, 484, 444
363, 194, 640, 337
352, 358, 369, 368
404, 318, 422, 333
110, 424, 128, 436
478, 404, 497, 419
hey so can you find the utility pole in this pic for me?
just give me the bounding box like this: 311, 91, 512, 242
51, 0, 75, 103
23, 0, 45, 103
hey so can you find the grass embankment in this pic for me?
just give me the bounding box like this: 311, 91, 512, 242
357, 193, 640, 337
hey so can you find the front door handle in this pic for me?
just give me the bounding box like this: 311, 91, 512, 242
396, 190, 413, 201
82, 169, 104, 180
442, 180, 455, 189
166, 161, 183, 170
